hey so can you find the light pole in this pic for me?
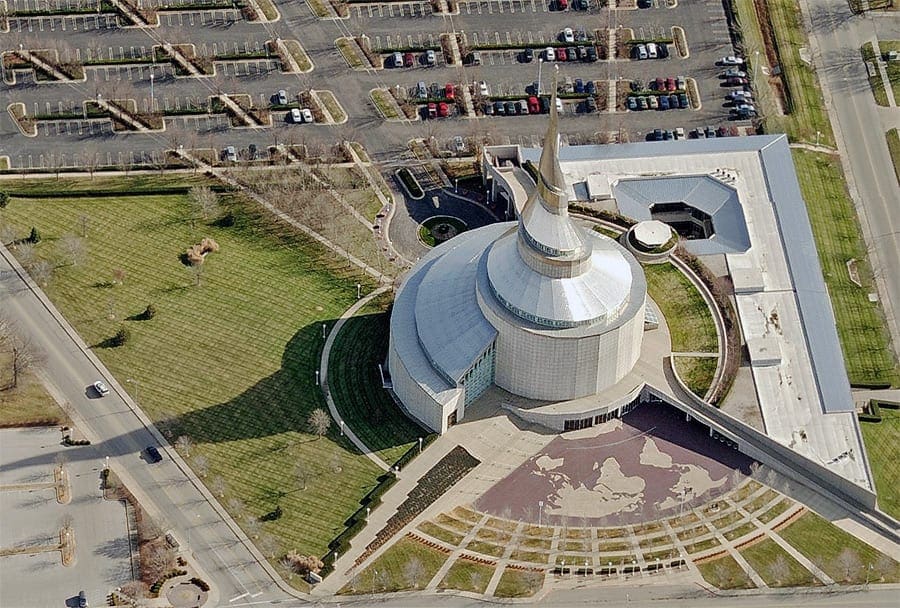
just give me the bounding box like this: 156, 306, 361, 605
366, 506, 370, 520
340, 420, 344, 436
315, 370, 319, 386
418, 437, 423, 453
538, 500, 543, 527
537, 58, 544, 95
357, 283, 361, 300
149, 73, 154, 113
322, 323, 326, 339
753, 50, 759, 82
816, 130, 821, 147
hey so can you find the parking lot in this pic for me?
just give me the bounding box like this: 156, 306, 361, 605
0, 0, 751, 169
0, 428, 132, 608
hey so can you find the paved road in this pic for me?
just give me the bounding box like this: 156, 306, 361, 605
0, 245, 284, 606
803, 1, 900, 351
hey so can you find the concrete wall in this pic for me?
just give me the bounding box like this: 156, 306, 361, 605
387, 337, 462, 434
502, 383, 646, 430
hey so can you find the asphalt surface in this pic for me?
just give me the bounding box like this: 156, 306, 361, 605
0, 246, 281, 606
0, 0, 747, 169
802, 0, 900, 353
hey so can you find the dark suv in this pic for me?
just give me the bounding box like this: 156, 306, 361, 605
146, 446, 163, 463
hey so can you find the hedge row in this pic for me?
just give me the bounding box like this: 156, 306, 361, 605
396, 168, 424, 198
149, 569, 187, 596
393, 433, 437, 471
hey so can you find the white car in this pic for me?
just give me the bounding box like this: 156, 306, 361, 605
561, 28, 575, 43
719, 55, 744, 66
290, 108, 302, 123
555, 97, 564, 114
301, 108, 313, 123
544, 47, 556, 62
475, 80, 489, 96
453, 135, 466, 153
93, 380, 110, 396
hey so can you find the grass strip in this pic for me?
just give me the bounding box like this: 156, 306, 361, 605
887, 129, 900, 188
494, 567, 544, 598
370, 89, 401, 120
336, 38, 365, 70
673, 356, 717, 398
859, 406, 900, 519
792, 150, 899, 386
0, 366, 67, 428
318, 90, 347, 123
697, 554, 756, 589
741, 538, 819, 587
644, 263, 718, 352
861, 43, 890, 106
778, 511, 900, 583
418, 522, 464, 546
341, 536, 448, 593
438, 558, 494, 593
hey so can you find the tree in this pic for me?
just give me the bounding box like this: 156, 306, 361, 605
307, 408, 331, 439
0, 325, 42, 390
208, 475, 226, 498
0, 222, 16, 246
189, 186, 219, 222
403, 557, 425, 589
77, 214, 90, 238
142, 303, 157, 320
112, 268, 127, 285
256, 533, 279, 558
192, 454, 209, 478
119, 581, 146, 601
0, 191, 8, 208
294, 461, 308, 491
110, 327, 130, 347
766, 555, 790, 585
57, 233, 87, 266
29, 259, 53, 287
28, 226, 41, 243
227, 497, 246, 518
17, 241, 36, 267
836, 547, 862, 582
244, 516, 261, 539
175, 435, 193, 457
144, 543, 175, 583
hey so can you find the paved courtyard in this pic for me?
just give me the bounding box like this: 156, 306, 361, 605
0, 428, 132, 608
476, 403, 754, 526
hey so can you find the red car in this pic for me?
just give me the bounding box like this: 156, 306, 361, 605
444, 83, 455, 100
438, 102, 450, 117
654, 77, 665, 91
666, 77, 676, 91
557, 48, 567, 61
527, 96, 541, 114
404, 52, 415, 67
557, 0, 568, 9
427, 102, 437, 118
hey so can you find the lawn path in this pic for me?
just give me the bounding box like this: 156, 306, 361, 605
320, 285, 393, 472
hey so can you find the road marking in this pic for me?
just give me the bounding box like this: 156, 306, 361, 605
229, 593, 249, 602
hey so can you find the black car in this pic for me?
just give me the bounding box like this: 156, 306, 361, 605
146, 446, 163, 463
585, 96, 597, 113
483, 102, 494, 115
539, 96, 551, 114
248, 143, 258, 160
494, 101, 506, 115
658, 44, 669, 59
585, 46, 598, 62
652, 128, 663, 141
505, 101, 517, 115
523, 47, 534, 63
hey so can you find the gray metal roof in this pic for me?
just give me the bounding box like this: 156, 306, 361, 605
415, 227, 499, 384
758, 139, 853, 414
613, 175, 751, 255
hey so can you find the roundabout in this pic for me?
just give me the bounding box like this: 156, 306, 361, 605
417, 215, 469, 247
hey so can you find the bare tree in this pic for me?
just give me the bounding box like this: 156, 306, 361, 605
29, 259, 53, 287
188, 186, 219, 222
143, 543, 175, 582
403, 557, 425, 589
188, 262, 203, 287
175, 435, 193, 457
330, 453, 342, 474
835, 547, 862, 582
57, 233, 87, 266
226, 497, 246, 518
192, 454, 209, 478
244, 516, 261, 539
766, 555, 790, 585
873, 554, 894, 582
0, 222, 17, 246
77, 214, 90, 238
0, 326, 42, 390
119, 581, 146, 601
294, 462, 308, 491
712, 561, 731, 585
256, 533, 279, 558
469, 570, 484, 591
80, 145, 102, 178
307, 408, 331, 439
16, 241, 37, 267
112, 268, 127, 285
208, 475, 226, 498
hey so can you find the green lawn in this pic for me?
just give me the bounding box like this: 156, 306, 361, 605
438, 558, 494, 593
741, 538, 819, 587
792, 150, 899, 386
493, 567, 544, 598
698, 554, 756, 589
0, 363, 67, 427
0, 190, 386, 567
859, 406, 900, 519
673, 356, 717, 398
328, 298, 421, 464
881, 41, 900, 102
418, 521, 465, 546
644, 263, 718, 353
778, 511, 900, 583
4, 174, 216, 195
887, 129, 900, 188
342, 536, 448, 593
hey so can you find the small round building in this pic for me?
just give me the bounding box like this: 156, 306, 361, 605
387, 94, 647, 434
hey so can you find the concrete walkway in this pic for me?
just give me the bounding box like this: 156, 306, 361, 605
319, 285, 392, 472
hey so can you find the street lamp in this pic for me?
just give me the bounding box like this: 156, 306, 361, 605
538, 500, 543, 527
816, 130, 821, 147
418, 437, 423, 453
149, 73, 154, 113
357, 283, 361, 300
315, 370, 320, 386
366, 506, 370, 520
753, 49, 760, 82
340, 420, 344, 436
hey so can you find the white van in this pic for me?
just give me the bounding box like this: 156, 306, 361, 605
647, 43, 658, 59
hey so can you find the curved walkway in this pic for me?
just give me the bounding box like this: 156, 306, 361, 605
319, 284, 393, 473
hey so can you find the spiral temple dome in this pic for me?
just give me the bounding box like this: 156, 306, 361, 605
388, 76, 648, 434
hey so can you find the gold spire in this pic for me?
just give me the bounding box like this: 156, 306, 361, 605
536, 66, 568, 214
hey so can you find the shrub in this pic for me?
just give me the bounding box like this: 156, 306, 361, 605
142, 304, 157, 320
185, 237, 220, 265
29, 226, 41, 243
284, 551, 323, 575
110, 327, 130, 347
0, 192, 8, 208
190, 577, 210, 591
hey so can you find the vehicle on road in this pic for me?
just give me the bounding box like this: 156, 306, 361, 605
718, 55, 745, 65
146, 445, 163, 463
92, 380, 110, 396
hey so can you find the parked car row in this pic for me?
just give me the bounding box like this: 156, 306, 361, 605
690, 125, 738, 139
648, 127, 686, 141
482, 95, 566, 116
415, 81, 457, 100
388, 49, 437, 68
539, 45, 599, 62
632, 42, 670, 60
627, 92, 690, 111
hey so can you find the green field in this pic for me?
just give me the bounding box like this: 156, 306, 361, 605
673, 356, 717, 398
792, 150, 899, 386
740, 538, 819, 587
0, 188, 385, 567
881, 41, 900, 102
342, 536, 448, 593
859, 406, 900, 519
494, 567, 544, 598
644, 263, 718, 353
328, 298, 422, 464
778, 512, 900, 583
887, 129, 900, 187
697, 554, 755, 590
0, 363, 66, 427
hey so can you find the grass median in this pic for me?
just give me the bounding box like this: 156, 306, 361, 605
859, 406, 900, 519
0, 187, 386, 572
644, 263, 718, 353
887, 128, 900, 187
